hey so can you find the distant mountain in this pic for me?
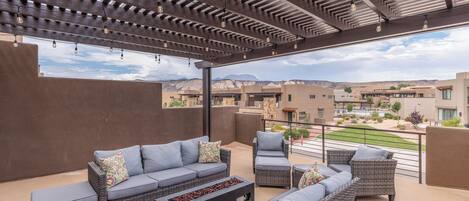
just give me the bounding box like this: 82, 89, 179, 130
216, 74, 258, 81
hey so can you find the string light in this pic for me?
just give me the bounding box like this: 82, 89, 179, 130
156, 3, 164, 14
243, 53, 247, 60
74, 43, 78, 55
271, 45, 277, 56
163, 42, 168, 48
423, 15, 428, 30
103, 26, 109, 34
157, 54, 161, 64
205, 46, 209, 52
376, 15, 382, 33
266, 36, 271, 43
351, 0, 357, 12
155, 54, 158, 62
220, 0, 227, 28
109, 46, 113, 52
13, 35, 18, 47
293, 35, 299, 50
102, 7, 109, 34
188, 58, 191, 68
52, 40, 56, 48
16, 6, 24, 24
120, 49, 124, 60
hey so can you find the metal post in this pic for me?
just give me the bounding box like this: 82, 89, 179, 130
262, 119, 266, 132
322, 125, 325, 163
418, 134, 422, 184
289, 122, 293, 154
363, 129, 367, 145
202, 68, 212, 140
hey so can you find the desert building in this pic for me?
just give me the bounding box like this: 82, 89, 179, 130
435, 72, 469, 125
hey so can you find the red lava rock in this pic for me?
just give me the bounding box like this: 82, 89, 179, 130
170, 178, 243, 201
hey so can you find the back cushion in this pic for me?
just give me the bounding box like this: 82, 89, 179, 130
94, 145, 143, 176
181, 136, 209, 165
141, 141, 183, 173
351, 145, 389, 162
257, 131, 283, 151
319, 171, 352, 195
280, 184, 325, 201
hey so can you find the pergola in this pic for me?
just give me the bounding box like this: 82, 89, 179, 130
2, 0, 469, 137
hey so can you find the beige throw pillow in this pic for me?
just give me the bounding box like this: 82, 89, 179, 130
97, 151, 129, 188
198, 141, 221, 163
298, 166, 325, 189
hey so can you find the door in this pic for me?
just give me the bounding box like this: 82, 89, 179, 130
287, 112, 293, 122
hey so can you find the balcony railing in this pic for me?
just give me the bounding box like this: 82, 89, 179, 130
262, 119, 425, 184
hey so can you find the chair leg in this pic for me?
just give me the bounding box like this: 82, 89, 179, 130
388, 194, 395, 201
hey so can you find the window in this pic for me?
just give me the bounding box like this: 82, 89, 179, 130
438, 108, 456, 120
418, 93, 424, 98
299, 112, 307, 121
288, 94, 292, 102
322, 94, 326, 98
441, 89, 452, 100
309, 95, 315, 99
318, 108, 324, 119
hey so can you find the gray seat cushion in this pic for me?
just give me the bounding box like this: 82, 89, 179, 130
255, 156, 291, 171
31, 181, 97, 201
181, 136, 209, 165
293, 164, 338, 178
257, 131, 283, 151
257, 150, 285, 157
184, 163, 227, 177
94, 145, 143, 176
142, 141, 183, 173
319, 171, 352, 195
351, 145, 389, 162
146, 167, 197, 187
107, 174, 158, 200
279, 184, 325, 201
269, 188, 299, 201
328, 164, 351, 173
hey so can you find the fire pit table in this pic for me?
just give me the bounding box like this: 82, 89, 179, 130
156, 176, 254, 201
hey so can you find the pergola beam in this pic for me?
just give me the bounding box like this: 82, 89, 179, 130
362, 0, 400, 20
29, 0, 260, 49
284, 0, 353, 31
196, 4, 469, 68
0, 23, 207, 60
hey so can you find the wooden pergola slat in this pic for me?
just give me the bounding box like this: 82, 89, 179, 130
362, 0, 401, 20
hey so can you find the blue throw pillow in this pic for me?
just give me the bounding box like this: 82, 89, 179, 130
257, 131, 283, 151
351, 145, 388, 162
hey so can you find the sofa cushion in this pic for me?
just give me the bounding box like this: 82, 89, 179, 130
293, 164, 337, 178
269, 188, 299, 201
94, 145, 143, 176
198, 141, 221, 163
96, 152, 129, 188
257, 150, 285, 157
255, 156, 290, 171
257, 131, 283, 151
329, 164, 351, 173
31, 181, 97, 201
279, 184, 325, 201
181, 136, 209, 165
142, 141, 183, 173
351, 145, 388, 162
107, 174, 158, 200
184, 163, 227, 177
146, 167, 197, 187
319, 171, 352, 195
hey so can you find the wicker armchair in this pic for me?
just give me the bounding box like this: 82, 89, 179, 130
327, 150, 397, 201
88, 148, 231, 201
252, 137, 289, 173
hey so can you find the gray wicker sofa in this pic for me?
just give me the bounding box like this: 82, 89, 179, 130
88, 136, 231, 201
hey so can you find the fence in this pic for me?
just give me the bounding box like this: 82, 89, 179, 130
262, 119, 425, 184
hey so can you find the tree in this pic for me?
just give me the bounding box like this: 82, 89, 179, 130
366, 96, 374, 104
344, 87, 352, 93
391, 102, 401, 113
407, 111, 424, 128
168, 99, 184, 108
346, 103, 354, 112
389, 86, 397, 90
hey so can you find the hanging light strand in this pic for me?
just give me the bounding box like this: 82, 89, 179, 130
102, 7, 109, 34
220, 0, 227, 28
74, 43, 78, 55
16, 6, 24, 24
52, 39, 57, 48
120, 49, 124, 60
351, 0, 357, 12
376, 15, 382, 33
13, 34, 18, 47
423, 15, 429, 30
156, 2, 164, 14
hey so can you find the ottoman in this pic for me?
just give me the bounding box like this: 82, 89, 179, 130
31, 181, 97, 201
292, 164, 338, 188
255, 156, 291, 188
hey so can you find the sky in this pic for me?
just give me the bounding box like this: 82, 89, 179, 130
27, 25, 469, 82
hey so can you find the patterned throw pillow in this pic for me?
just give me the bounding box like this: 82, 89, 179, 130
198, 141, 221, 163
97, 151, 129, 188
298, 166, 325, 189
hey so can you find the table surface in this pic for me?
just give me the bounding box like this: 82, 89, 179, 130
155, 176, 254, 201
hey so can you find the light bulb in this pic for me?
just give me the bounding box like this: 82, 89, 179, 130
376, 24, 381, 32
271, 50, 276, 56
205, 47, 209, 52
52, 40, 56, 48
163, 42, 168, 48
423, 17, 428, 30
120, 49, 124, 60
221, 20, 226, 28
16, 15, 24, 24
351, 2, 357, 12
74, 43, 78, 55
103, 26, 109, 34
157, 4, 163, 14
13, 39, 18, 47
266, 36, 271, 43
294, 43, 298, 50
243, 54, 247, 59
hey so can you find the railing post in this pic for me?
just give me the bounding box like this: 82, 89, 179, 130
363, 129, 367, 145
322, 125, 325, 163
262, 119, 266, 132
289, 122, 293, 154
418, 134, 422, 184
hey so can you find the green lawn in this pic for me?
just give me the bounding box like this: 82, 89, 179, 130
318, 125, 424, 151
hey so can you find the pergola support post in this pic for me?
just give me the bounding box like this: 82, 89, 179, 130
202, 67, 212, 140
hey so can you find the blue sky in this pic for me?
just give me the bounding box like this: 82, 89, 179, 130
28, 25, 469, 82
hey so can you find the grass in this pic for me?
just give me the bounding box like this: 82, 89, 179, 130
318, 125, 424, 151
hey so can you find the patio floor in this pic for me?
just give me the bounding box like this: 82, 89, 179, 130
1, 142, 468, 201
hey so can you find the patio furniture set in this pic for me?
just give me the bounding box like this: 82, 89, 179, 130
31, 132, 397, 201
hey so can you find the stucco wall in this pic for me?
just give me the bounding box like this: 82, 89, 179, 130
389, 98, 436, 120
0, 41, 238, 182
235, 113, 263, 145
426, 127, 469, 190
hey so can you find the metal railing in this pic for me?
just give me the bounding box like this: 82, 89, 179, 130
262, 119, 425, 184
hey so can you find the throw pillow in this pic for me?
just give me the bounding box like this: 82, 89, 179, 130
298, 165, 325, 189
351, 145, 388, 163
198, 141, 221, 163
97, 151, 129, 189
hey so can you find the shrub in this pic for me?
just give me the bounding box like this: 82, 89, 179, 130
391, 102, 401, 113
407, 111, 424, 128
442, 118, 462, 127
424, 118, 428, 122
393, 116, 400, 120
377, 117, 384, 123
346, 104, 353, 112
272, 124, 285, 132
362, 120, 367, 124
359, 116, 365, 119
350, 114, 357, 119
397, 124, 406, 130
371, 112, 380, 118
297, 128, 310, 138
351, 119, 357, 124
384, 113, 394, 119
284, 129, 301, 140
344, 117, 350, 121
337, 119, 344, 125
168, 99, 184, 107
